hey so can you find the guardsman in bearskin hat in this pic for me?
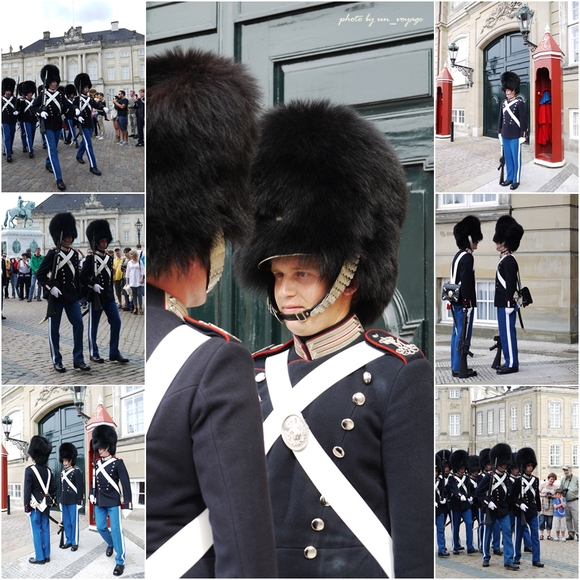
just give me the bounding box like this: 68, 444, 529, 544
476, 443, 518, 570
90, 425, 132, 576
468, 454, 482, 551
80, 219, 129, 365
449, 215, 482, 378
436, 455, 450, 558
499, 71, 528, 190
63, 84, 79, 147
31, 64, 74, 190
493, 215, 524, 374
37, 212, 90, 373
59, 442, 84, 551
508, 453, 533, 554
478, 447, 502, 555
437, 449, 452, 481
234, 99, 433, 578
74, 73, 107, 175
24, 435, 57, 565
446, 450, 477, 556
2, 77, 19, 162
145, 47, 277, 578
18, 81, 38, 158
511, 448, 544, 567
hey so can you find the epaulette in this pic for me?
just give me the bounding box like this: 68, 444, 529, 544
252, 339, 293, 360
365, 329, 425, 364
184, 316, 241, 343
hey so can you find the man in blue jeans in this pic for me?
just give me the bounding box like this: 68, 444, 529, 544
113, 91, 129, 145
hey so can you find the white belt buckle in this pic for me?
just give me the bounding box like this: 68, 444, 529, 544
281, 414, 309, 451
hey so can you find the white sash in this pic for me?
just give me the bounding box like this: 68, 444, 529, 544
2, 96, 16, 112
62, 467, 78, 494
492, 472, 507, 494
450, 250, 468, 283
79, 95, 91, 113
44, 90, 61, 112
31, 465, 51, 512
95, 254, 110, 277
96, 457, 120, 495
56, 249, 76, 277
504, 99, 521, 127
521, 476, 536, 498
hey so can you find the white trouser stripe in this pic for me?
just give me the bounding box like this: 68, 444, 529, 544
505, 309, 514, 367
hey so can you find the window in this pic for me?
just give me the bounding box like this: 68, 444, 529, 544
573, 444, 578, 468
26, 61, 32, 67
448, 389, 460, 399
140, 64, 145, 79
571, 110, 579, 141
37, 60, 43, 66
487, 410, 494, 435
499, 408, 505, 433
510, 405, 517, 431
122, 66, 130, 80
121, 50, 129, 57
2, 64, 8, 70
121, 386, 144, 435
476, 412, 483, 435
549, 444, 561, 467
107, 67, 115, 81
452, 109, 465, 125
449, 413, 461, 436
8, 483, 21, 500
12, 63, 19, 69
68, 63, 78, 81
130, 480, 145, 507
524, 402, 532, 430
124, 231, 130, 243
25, 74, 32, 81
138, 48, 145, 56
476, 281, 497, 322
569, 2, 579, 64
435, 414, 439, 436
107, 89, 115, 103
435, 389, 439, 400
106, 52, 115, 59
549, 402, 562, 428
573, 402, 579, 429
439, 194, 498, 210
441, 193, 466, 206
88, 61, 98, 78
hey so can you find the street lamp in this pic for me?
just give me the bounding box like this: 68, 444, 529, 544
516, 5, 537, 51
2, 415, 29, 458
135, 218, 143, 245
448, 42, 474, 87
69, 386, 91, 422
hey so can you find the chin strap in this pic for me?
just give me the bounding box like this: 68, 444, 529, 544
206, 231, 226, 293
267, 255, 360, 322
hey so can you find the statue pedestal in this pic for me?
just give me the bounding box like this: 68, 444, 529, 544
1, 228, 45, 258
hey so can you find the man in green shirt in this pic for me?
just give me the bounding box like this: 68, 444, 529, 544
28, 247, 44, 302
562, 465, 579, 540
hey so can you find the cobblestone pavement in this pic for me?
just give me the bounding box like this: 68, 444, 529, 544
2, 121, 144, 193
436, 334, 578, 386
2, 295, 144, 385
2, 506, 144, 578
436, 523, 579, 578
436, 134, 578, 194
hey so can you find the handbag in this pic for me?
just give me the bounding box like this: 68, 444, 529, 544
442, 282, 461, 303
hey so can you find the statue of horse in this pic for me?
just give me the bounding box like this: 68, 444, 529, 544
4, 200, 36, 228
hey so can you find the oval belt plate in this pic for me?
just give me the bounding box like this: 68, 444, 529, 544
281, 414, 310, 451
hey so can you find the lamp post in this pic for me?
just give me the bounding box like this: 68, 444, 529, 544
448, 42, 474, 87
516, 5, 537, 51
69, 386, 91, 422
2, 415, 29, 458
135, 218, 143, 246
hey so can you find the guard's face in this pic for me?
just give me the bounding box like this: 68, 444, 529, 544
61, 236, 73, 248
62, 458, 70, 467
505, 88, 515, 98
524, 463, 534, 475
49, 81, 58, 90
495, 241, 506, 252
97, 238, 109, 251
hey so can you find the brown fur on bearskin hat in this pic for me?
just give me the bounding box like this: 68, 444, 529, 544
75, 73, 92, 92
490, 443, 512, 467
450, 449, 469, 472
49, 212, 78, 245
493, 215, 524, 252
516, 447, 537, 470
28, 436, 52, 465
2, 78, 16, 94
86, 219, 112, 250
92, 425, 117, 455
453, 215, 482, 249
146, 47, 261, 280
41, 64, 61, 87
501, 71, 520, 93
59, 442, 78, 465
234, 100, 408, 326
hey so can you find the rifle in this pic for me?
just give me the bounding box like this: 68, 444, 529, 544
91, 235, 103, 313
39, 231, 62, 324
498, 144, 505, 184
457, 303, 474, 378
484, 459, 497, 526
490, 335, 502, 369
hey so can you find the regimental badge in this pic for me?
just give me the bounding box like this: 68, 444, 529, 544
372, 334, 420, 356
281, 414, 310, 452
364, 329, 425, 363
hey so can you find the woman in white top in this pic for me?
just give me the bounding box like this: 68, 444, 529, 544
126, 250, 144, 314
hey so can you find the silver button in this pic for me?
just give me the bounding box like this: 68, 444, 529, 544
311, 518, 325, 531
352, 392, 366, 406
255, 372, 266, 382
363, 371, 372, 384
333, 446, 345, 458
304, 546, 317, 559
320, 496, 330, 507
341, 418, 354, 431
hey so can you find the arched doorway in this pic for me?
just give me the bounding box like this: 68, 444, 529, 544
38, 405, 86, 510
483, 32, 530, 138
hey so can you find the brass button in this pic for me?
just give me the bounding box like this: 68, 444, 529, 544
341, 418, 354, 431
363, 371, 372, 384
333, 446, 345, 458
255, 372, 266, 382
311, 518, 325, 531
304, 546, 317, 559
352, 392, 366, 406
320, 496, 330, 507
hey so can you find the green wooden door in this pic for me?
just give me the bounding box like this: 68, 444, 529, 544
147, 2, 434, 361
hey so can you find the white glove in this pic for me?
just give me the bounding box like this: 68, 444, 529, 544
13, 111, 19, 116
89, 494, 96, 504
40, 111, 48, 119
506, 307, 514, 315
440, 498, 447, 504
50, 286, 62, 297
75, 108, 81, 116
104, 107, 109, 114
520, 503, 528, 512
519, 137, 526, 145
78, 116, 85, 124
459, 494, 467, 502
93, 284, 103, 294
468, 497, 473, 504
499, 134, 503, 145
122, 509, 131, 519
487, 501, 497, 510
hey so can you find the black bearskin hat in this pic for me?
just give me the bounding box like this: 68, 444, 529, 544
75, 72, 92, 92
479, 448, 491, 469
501, 71, 520, 94
436, 449, 452, 470
28, 435, 52, 465
234, 100, 408, 327
49, 212, 78, 245
86, 219, 113, 250
450, 449, 469, 472
516, 447, 537, 470
2, 77, 16, 94
65, 84, 77, 98
146, 47, 261, 280
468, 454, 480, 474
493, 215, 524, 252
490, 443, 512, 467
40, 64, 61, 88
59, 442, 78, 465
453, 215, 482, 250
436, 454, 442, 474
21, 80, 36, 96
92, 425, 117, 455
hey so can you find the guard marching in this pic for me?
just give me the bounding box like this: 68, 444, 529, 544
58, 442, 84, 551
2, 77, 19, 162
